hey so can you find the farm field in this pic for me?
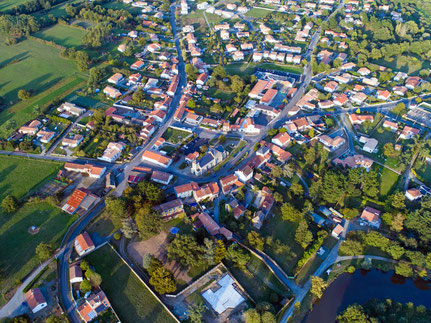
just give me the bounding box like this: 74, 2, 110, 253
85, 245, 176, 323
0, 155, 62, 202
0, 0, 28, 12
0, 76, 84, 138
34, 24, 86, 47
0, 36, 78, 115
0, 202, 77, 303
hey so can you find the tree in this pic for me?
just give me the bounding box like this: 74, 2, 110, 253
342, 208, 358, 220
270, 165, 283, 178
295, 220, 313, 249
247, 231, 265, 250
167, 235, 204, 267
395, 262, 413, 277
281, 203, 303, 222
142, 253, 152, 270
310, 276, 327, 299
105, 197, 128, 228
1, 195, 18, 213
391, 102, 406, 116
87, 67, 104, 87
36, 243, 53, 261
226, 244, 250, 269
149, 267, 176, 294
290, 183, 304, 196
383, 143, 400, 159
188, 303, 206, 323
261, 312, 276, 323
76, 51, 90, 72
214, 240, 226, 263
203, 238, 215, 265
10, 315, 31, 323
148, 257, 163, 276
17, 89, 31, 100
321, 171, 345, 204
45, 315, 69, 323
337, 304, 372, 323
391, 213, 405, 232
87, 271, 102, 287
390, 192, 406, 210
273, 192, 283, 203
135, 207, 162, 238
80, 260, 90, 271
121, 218, 138, 239
80, 279, 92, 293
244, 308, 261, 323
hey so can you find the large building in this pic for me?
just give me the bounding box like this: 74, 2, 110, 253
191, 146, 228, 176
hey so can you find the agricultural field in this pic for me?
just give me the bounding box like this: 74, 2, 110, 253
0, 0, 29, 12
0, 155, 62, 202
0, 36, 79, 124
0, 76, 84, 138
85, 245, 176, 323
34, 24, 86, 47
0, 202, 77, 302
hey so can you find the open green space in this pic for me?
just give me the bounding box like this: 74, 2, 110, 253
0, 202, 77, 301
413, 159, 431, 186
0, 0, 29, 12
205, 88, 236, 100
34, 24, 86, 47
373, 54, 430, 76
245, 8, 272, 18
32, 0, 83, 18
162, 127, 191, 144
85, 245, 176, 323
0, 155, 62, 202
378, 166, 401, 197
258, 63, 303, 74
0, 76, 84, 138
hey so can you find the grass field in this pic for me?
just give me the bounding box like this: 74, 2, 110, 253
85, 245, 176, 323
0, 0, 29, 12
413, 159, 431, 186
0, 202, 77, 301
32, 0, 83, 18
0, 155, 62, 202
0, 76, 84, 138
162, 127, 191, 144
379, 167, 400, 197
0, 36, 79, 115
245, 8, 272, 18
34, 24, 86, 47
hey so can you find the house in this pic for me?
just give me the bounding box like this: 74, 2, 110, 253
376, 90, 391, 101
318, 135, 345, 151
253, 52, 263, 62
69, 263, 83, 284
107, 73, 124, 85
19, 120, 41, 135
174, 182, 199, 198
324, 81, 338, 93
382, 120, 398, 132
272, 132, 291, 148
400, 126, 420, 140
360, 137, 379, 153
151, 170, 173, 185
235, 164, 253, 183
153, 199, 184, 219
25, 288, 47, 313
196, 73, 209, 88
219, 174, 242, 194
62, 134, 83, 148
220, 30, 229, 40
142, 150, 172, 168
357, 67, 371, 76
191, 146, 228, 176
78, 291, 111, 322
393, 86, 407, 96
185, 112, 203, 125
332, 224, 344, 239
103, 86, 121, 99
226, 44, 237, 53
74, 232, 95, 257
333, 93, 349, 106
362, 77, 379, 87
201, 274, 245, 315
252, 187, 274, 229
118, 44, 127, 52
249, 80, 270, 99
62, 188, 88, 215
351, 92, 367, 105
349, 114, 374, 125
405, 188, 423, 201
260, 89, 278, 105
405, 76, 422, 90
131, 60, 145, 70
57, 102, 86, 117
233, 51, 244, 61
333, 154, 374, 171
360, 206, 381, 228
193, 182, 219, 202
98, 142, 126, 163
37, 130, 55, 143
185, 151, 199, 163
64, 163, 106, 179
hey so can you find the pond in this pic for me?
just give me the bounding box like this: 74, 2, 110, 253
304, 269, 431, 323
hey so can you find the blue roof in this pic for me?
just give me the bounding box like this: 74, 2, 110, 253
170, 227, 179, 235
312, 213, 325, 225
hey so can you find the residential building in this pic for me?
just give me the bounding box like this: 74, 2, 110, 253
360, 137, 379, 153
98, 142, 126, 163
153, 199, 184, 219
78, 291, 111, 322
107, 73, 124, 85
69, 263, 83, 284
18, 120, 41, 135
151, 170, 173, 185
57, 102, 86, 117
193, 182, 219, 202
74, 232, 95, 257
272, 132, 291, 148
235, 165, 253, 183
400, 126, 420, 140
142, 150, 172, 168
62, 188, 88, 215
64, 163, 106, 179
360, 206, 381, 228
103, 86, 121, 99
174, 182, 199, 198
25, 288, 47, 313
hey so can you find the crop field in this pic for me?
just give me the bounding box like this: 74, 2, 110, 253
34, 24, 86, 47
0, 36, 78, 113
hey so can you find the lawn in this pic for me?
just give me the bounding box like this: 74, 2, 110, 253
0, 0, 29, 12
0, 202, 77, 302
413, 159, 431, 186
0, 76, 84, 138
31, 0, 83, 18
0, 155, 62, 202
258, 63, 303, 74
34, 24, 86, 47
205, 88, 236, 100
373, 55, 430, 76
85, 245, 176, 323
245, 8, 272, 18
378, 167, 400, 197
162, 127, 191, 144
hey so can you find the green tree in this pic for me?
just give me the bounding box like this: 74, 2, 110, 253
321, 171, 345, 204
281, 203, 303, 222
337, 304, 372, 323
105, 197, 128, 229
80, 279, 92, 293
167, 235, 204, 267
244, 308, 261, 323
226, 244, 250, 269
1, 195, 18, 213
121, 218, 138, 239
214, 240, 226, 263
135, 207, 162, 239
17, 89, 31, 100
188, 302, 206, 323
390, 192, 406, 210
395, 262, 413, 277
290, 183, 304, 196
295, 220, 313, 249
342, 208, 358, 220
45, 315, 69, 323
87, 271, 102, 287
142, 253, 152, 270
149, 267, 176, 294
391, 102, 406, 116
383, 143, 400, 158
247, 231, 265, 250
35, 242, 53, 261
310, 276, 327, 299
76, 51, 90, 72
87, 67, 104, 87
